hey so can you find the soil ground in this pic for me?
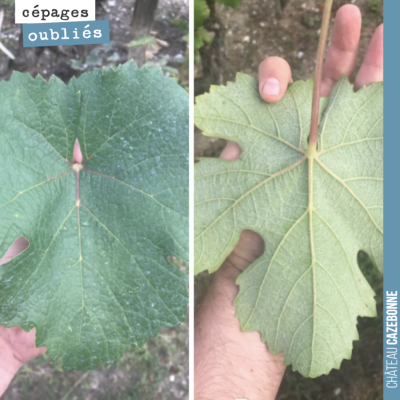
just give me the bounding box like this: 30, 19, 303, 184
0, 0, 188, 84
0, 1, 189, 399
194, 1, 383, 399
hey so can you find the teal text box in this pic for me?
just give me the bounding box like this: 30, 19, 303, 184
23, 20, 109, 47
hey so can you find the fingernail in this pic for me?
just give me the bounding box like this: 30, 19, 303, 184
263, 78, 280, 96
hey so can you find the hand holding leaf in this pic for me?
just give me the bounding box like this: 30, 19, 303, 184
194, 5, 383, 393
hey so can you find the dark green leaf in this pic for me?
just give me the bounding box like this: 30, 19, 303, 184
0, 62, 188, 371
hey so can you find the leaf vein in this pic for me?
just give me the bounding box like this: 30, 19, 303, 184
195, 157, 306, 241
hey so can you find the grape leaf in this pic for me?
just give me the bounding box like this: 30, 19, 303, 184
0, 62, 189, 371
194, 0, 210, 30
194, 74, 382, 377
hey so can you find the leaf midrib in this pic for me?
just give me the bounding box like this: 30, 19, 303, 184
197, 152, 381, 372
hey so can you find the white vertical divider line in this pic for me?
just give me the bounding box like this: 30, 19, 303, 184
188, 0, 194, 398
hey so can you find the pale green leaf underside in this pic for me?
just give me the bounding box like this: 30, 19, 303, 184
0, 62, 188, 371
194, 74, 382, 377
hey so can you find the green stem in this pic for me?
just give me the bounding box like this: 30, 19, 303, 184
308, 0, 333, 155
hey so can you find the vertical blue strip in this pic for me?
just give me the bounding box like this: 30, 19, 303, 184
384, 1, 400, 399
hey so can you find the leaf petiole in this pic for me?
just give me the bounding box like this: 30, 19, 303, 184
308, 0, 333, 155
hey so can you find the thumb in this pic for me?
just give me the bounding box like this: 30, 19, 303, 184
215, 230, 265, 294
258, 56, 292, 103
219, 57, 293, 175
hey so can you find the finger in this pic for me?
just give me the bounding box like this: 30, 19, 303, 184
258, 57, 292, 103
222, 58, 292, 162
354, 24, 383, 91
0, 237, 29, 266
26, 328, 46, 356
220, 141, 241, 160
320, 4, 362, 97
222, 58, 292, 161
217, 230, 264, 285
7, 327, 46, 364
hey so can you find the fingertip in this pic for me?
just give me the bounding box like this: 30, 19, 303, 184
262, 77, 280, 97
258, 57, 292, 103
320, 3, 362, 97
0, 237, 29, 266
336, 3, 361, 21
220, 141, 241, 161
354, 23, 383, 90
333, 4, 362, 50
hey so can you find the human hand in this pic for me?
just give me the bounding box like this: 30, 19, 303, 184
0, 327, 46, 397
195, 4, 383, 400
0, 238, 46, 397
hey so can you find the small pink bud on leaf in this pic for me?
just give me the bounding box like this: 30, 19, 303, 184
73, 138, 83, 164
